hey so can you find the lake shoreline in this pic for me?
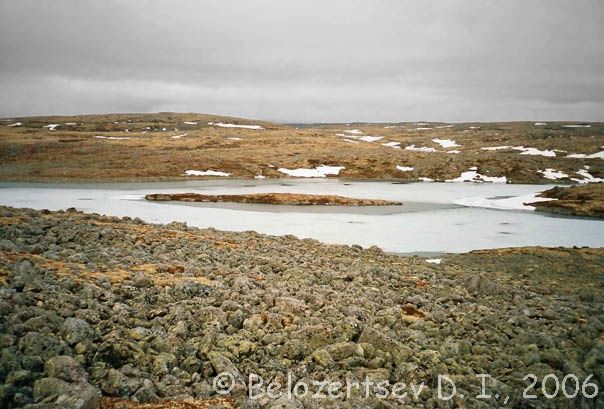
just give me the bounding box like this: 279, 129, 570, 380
0, 180, 602, 253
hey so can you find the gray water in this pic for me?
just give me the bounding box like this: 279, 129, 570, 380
1, 179, 602, 253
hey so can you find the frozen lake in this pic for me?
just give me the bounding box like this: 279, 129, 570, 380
1, 179, 602, 253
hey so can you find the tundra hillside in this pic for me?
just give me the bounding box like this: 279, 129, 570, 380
0, 113, 602, 183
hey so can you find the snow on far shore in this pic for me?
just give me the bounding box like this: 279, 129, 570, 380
396, 165, 414, 172
184, 169, 231, 177
432, 138, 460, 148
228, 137, 242, 141
208, 122, 263, 130
534, 122, 547, 126
572, 169, 604, 184
183, 121, 198, 125
358, 135, 383, 142
426, 258, 442, 264
405, 145, 438, 153
446, 167, 507, 183
94, 135, 131, 140
419, 177, 434, 182
480, 145, 556, 157
566, 151, 604, 159
563, 124, 591, 128
43, 124, 60, 131
278, 165, 345, 178
343, 139, 359, 144
382, 141, 401, 149
7, 122, 22, 127
254, 175, 266, 179
171, 133, 188, 139
539, 169, 568, 180
345, 129, 363, 134
513, 146, 556, 157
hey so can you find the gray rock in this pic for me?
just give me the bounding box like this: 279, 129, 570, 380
61, 318, 93, 346
19, 332, 71, 361
462, 273, 500, 296
152, 353, 177, 377
0, 239, 16, 252
102, 368, 142, 397
131, 378, 159, 403
33, 377, 99, 409
132, 271, 153, 288
45, 356, 88, 383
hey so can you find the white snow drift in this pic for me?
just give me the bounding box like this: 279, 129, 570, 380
432, 139, 460, 148
538, 169, 568, 180
278, 165, 345, 178
184, 170, 231, 177
446, 167, 507, 183
208, 122, 263, 130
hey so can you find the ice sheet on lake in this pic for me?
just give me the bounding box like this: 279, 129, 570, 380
278, 165, 345, 178
453, 192, 555, 211
2, 180, 603, 253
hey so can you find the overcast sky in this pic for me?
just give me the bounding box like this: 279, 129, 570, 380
1, 0, 603, 122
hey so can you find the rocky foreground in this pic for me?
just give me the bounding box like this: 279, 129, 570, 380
530, 183, 604, 219
144, 193, 401, 206
0, 206, 603, 408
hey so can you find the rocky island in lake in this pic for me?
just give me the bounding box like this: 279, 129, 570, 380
145, 193, 402, 206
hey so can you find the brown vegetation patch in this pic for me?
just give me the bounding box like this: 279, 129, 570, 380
1, 113, 603, 183
100, 397, 234, 409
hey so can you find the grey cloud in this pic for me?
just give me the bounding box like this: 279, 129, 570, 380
1, 0, 603, 121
